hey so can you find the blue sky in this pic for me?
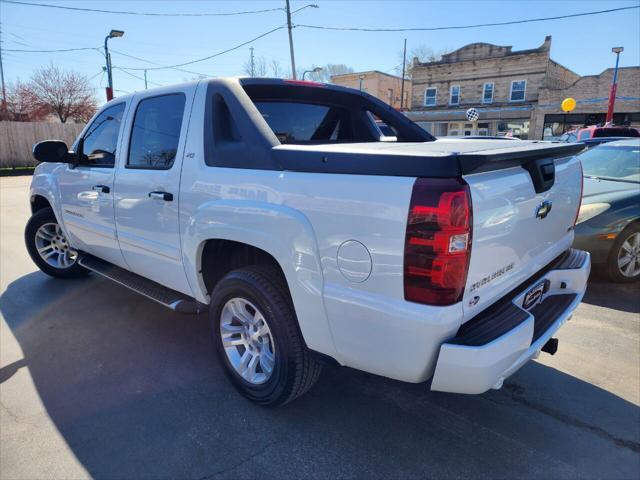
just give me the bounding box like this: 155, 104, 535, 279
2, 0, 639, 103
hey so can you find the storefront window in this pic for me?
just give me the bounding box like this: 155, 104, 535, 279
498, 120, 530, 139
542, 112, 640, 140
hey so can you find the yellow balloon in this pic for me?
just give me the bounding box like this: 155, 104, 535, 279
561, 97, 576, 112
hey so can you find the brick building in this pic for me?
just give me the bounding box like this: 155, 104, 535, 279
406, 36, 640, 139
536, 67, 640, 139
331, 71, 410, 110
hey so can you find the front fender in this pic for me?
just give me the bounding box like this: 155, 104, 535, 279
29, 164, 70, 240
182, 199, 338, 361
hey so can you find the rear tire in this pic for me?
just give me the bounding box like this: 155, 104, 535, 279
210, 265, 322, 406
606, 224, 640, 282
25, 207, 87, 278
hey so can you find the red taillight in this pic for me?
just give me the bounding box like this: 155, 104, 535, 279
573, 159, 584, 228
404, 178, 472, 306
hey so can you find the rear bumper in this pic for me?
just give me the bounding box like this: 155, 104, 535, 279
430, 249, 590, 394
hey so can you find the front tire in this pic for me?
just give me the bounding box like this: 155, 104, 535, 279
606, 224, 640, 282
210, 265, 322, 406
24, 207, 87, 278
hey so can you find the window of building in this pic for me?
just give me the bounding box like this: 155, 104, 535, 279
448, 122, 460, 136
128, 93, 186, 169
387, 88, 394, 105
510, 80, 526, 102
449, 85, 460, 105
477, 122, 490, 136
424, 87, 437, 107
78, 103, 125, 168
417, 122, 433, 134
482, 83, 494, 104
497, 120, 530, 139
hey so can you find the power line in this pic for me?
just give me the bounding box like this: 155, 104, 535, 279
113, 66, 163, 87
88, 70, 105, 81
3, 46, 100, 53
3, 0, 284, 17
109, 49, 207, 77
117, 25, 285, 71
296, 5, 640, 32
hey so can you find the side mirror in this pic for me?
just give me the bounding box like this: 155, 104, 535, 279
32, 140, 74, 164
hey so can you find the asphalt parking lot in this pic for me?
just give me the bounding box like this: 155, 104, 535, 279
1, 175, 639, 479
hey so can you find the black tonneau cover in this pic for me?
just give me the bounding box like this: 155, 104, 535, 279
271, 140, 586, 178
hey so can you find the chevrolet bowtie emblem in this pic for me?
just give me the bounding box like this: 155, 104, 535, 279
535, 200, 553, 219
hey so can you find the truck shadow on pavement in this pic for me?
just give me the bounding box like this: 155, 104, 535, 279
580, 274, 640, 314
1, 272, 639, 479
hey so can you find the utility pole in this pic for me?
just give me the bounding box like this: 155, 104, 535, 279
400, 38, 407, 111
250, 47, 255, 77
144, 69, 148, 89
285, 0, 297, 79
0, 24, 7, 118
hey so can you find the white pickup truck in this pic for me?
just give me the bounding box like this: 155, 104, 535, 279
26, 78, 590, 406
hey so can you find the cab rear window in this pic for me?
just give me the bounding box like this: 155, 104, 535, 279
254, 102, 343, 143
242, 82, 432, 144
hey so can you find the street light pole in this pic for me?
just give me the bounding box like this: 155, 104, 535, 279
144, 69, 148, 90
606, 46, 623, 125
104, 29, 124, 101
359, 74, 365, 91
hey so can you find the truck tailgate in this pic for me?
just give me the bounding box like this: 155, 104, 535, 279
461, 152, 582, 322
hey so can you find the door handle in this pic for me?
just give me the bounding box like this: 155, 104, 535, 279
92, 185, 110, 193
149, 191, 173, 201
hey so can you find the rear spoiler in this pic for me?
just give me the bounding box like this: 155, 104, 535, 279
272, 142, 586, 179
458, 142, 586, 175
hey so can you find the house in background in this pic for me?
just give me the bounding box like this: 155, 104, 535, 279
331, 71, 411, 110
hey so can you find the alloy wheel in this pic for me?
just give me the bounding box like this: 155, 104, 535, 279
617, 232, 640, 278
34, 222, 77, 269
220, 297, 276, 385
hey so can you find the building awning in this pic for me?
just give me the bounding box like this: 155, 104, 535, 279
407, 105, 532, 121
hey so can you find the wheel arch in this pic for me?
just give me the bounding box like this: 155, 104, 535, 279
200, 239, 288, 297
30, 194, 52, 214
182, 200, 339, 361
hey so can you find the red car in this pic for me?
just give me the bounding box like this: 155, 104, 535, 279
574, 126, 639, 141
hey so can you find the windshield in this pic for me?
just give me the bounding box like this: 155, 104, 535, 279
579, 144, 640, 182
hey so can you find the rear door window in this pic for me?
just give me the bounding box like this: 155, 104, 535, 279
127, 93, 186, 169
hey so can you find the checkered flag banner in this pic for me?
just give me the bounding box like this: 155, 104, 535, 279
465, 108, 479, 121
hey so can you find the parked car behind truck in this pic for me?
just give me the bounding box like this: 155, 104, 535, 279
574, 139, 640, 281
26, 78, 589, 405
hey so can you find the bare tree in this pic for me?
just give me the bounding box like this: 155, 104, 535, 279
27, 63, 98, 123
304, 64, 354, 83
397, 45, 452, 78
270, 59, 284, 78
5, 80, 47, 121
254, 56, 267, 77
242, 53, 268, 77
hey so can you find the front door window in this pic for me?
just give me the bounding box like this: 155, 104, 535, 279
79, 103, 125, 167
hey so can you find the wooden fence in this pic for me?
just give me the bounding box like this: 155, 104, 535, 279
0, 121, 85, 168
